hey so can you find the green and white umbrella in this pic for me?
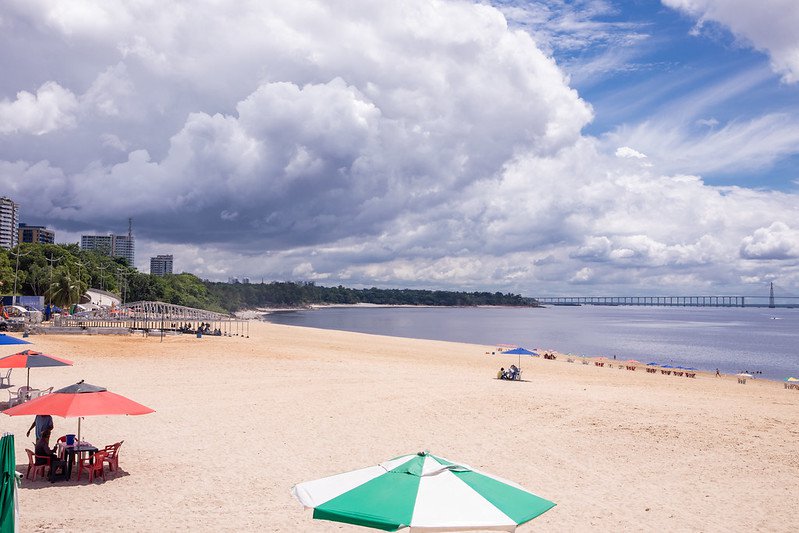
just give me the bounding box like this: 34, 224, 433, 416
291, 451, 555, 531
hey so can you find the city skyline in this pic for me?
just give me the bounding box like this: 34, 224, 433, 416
1, 1, 798, 295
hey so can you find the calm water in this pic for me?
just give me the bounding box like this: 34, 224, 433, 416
263, 306, 799, 380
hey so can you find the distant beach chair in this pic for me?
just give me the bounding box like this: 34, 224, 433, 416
29, 386, 53, 400
0, 369, 11, 388
7, 388, 22, 407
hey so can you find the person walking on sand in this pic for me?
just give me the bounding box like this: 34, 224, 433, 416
716, 368, 721, 377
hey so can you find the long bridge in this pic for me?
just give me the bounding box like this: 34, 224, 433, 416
534, 284, 798, 308
535, 295, 751, 307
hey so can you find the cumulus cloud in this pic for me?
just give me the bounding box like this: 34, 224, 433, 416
0, 81, 78, 135
0, 0, 798, 294
663, 0, 799, 83
740, 222, 799, 260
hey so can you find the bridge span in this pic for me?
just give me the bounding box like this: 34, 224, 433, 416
534, 296, 749, 307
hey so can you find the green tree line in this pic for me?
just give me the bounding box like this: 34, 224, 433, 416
1, 243, 536, 313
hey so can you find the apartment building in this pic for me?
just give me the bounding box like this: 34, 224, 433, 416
18, 223, 55, 244
81, 234, 135, 266
150, 254, 174, 276
0, 197, 19, 249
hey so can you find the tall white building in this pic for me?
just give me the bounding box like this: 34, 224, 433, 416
81, 234, 135, 266
0, 197, 19, 250
150, 254, 173, 276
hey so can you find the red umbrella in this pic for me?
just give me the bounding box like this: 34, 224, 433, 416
3, 380, 154, 442
0, 349, 73, 388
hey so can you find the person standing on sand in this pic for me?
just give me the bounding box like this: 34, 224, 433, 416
27, 414, 53, 441
716, 368, 721, 377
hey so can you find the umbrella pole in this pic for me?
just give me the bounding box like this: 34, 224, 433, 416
77, 417, 81, 444
26, 368, 30, 389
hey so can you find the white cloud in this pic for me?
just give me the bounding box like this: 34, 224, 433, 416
606, 112, 799, 177
615, 146, 647, 159
740, 222, 799, 260
0, 81, 78, 135
663, 0, 799, 83
1, 1, 798, 293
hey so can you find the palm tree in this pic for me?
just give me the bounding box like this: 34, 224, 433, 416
49, 267, 81, 308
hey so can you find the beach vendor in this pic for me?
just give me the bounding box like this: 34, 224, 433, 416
27, 414, 54, 441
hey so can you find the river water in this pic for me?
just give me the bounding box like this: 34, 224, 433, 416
263, 305, 799, 381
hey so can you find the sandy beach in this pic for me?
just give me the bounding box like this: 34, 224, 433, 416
3, 322, 798, 532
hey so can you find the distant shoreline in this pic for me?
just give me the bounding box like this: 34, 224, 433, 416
236, 302, 542, 318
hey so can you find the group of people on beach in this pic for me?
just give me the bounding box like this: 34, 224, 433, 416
497, 365, 521, 380
175, 322, 222, 336
29, 414, 67, 483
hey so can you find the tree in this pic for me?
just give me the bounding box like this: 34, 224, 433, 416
49, 266, 81, 308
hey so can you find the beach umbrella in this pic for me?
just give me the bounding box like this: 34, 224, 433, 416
785, 377, 799, 382
737, 373, 753, 378
0, 433, 17, 533
3, 380, 154, 443
292, 451, 556, 532
0, 335, 30, 346
500, 347, 539, 369
0, 350, 73, 389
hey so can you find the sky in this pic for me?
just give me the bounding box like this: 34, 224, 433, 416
1, 0, 798, 297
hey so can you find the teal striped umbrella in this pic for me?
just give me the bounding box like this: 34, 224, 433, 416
292, 451, 555, 531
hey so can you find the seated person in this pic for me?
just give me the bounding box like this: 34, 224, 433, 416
35, 429, 67, 482
509, 365, 520, 380
497, 367, 506, 379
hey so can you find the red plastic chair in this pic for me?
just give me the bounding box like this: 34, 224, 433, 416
25, 448, 50, 481
78, 450, 107, 482
103, 441, 123, 473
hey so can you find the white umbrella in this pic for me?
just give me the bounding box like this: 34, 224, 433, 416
292, 451, 555, 531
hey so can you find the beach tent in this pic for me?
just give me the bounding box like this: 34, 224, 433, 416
292, 451, 555, 531
0, 433, 18, 533
3, 380, 154, 443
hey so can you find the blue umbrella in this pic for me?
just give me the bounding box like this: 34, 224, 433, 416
499, 347, 539, 369
646, 362, 659, 366
0, 335, 30, 346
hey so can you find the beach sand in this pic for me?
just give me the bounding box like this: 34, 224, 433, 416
3, 322, 798, 532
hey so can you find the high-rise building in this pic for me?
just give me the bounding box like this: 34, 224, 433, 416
150, 254, 174, 276
0, 197, 19, 250
81, 234, 135, 266
19, 223, 55, 244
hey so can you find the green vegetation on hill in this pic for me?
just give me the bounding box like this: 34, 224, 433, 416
204, 281, 535, 311
1, 243, 536, 313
